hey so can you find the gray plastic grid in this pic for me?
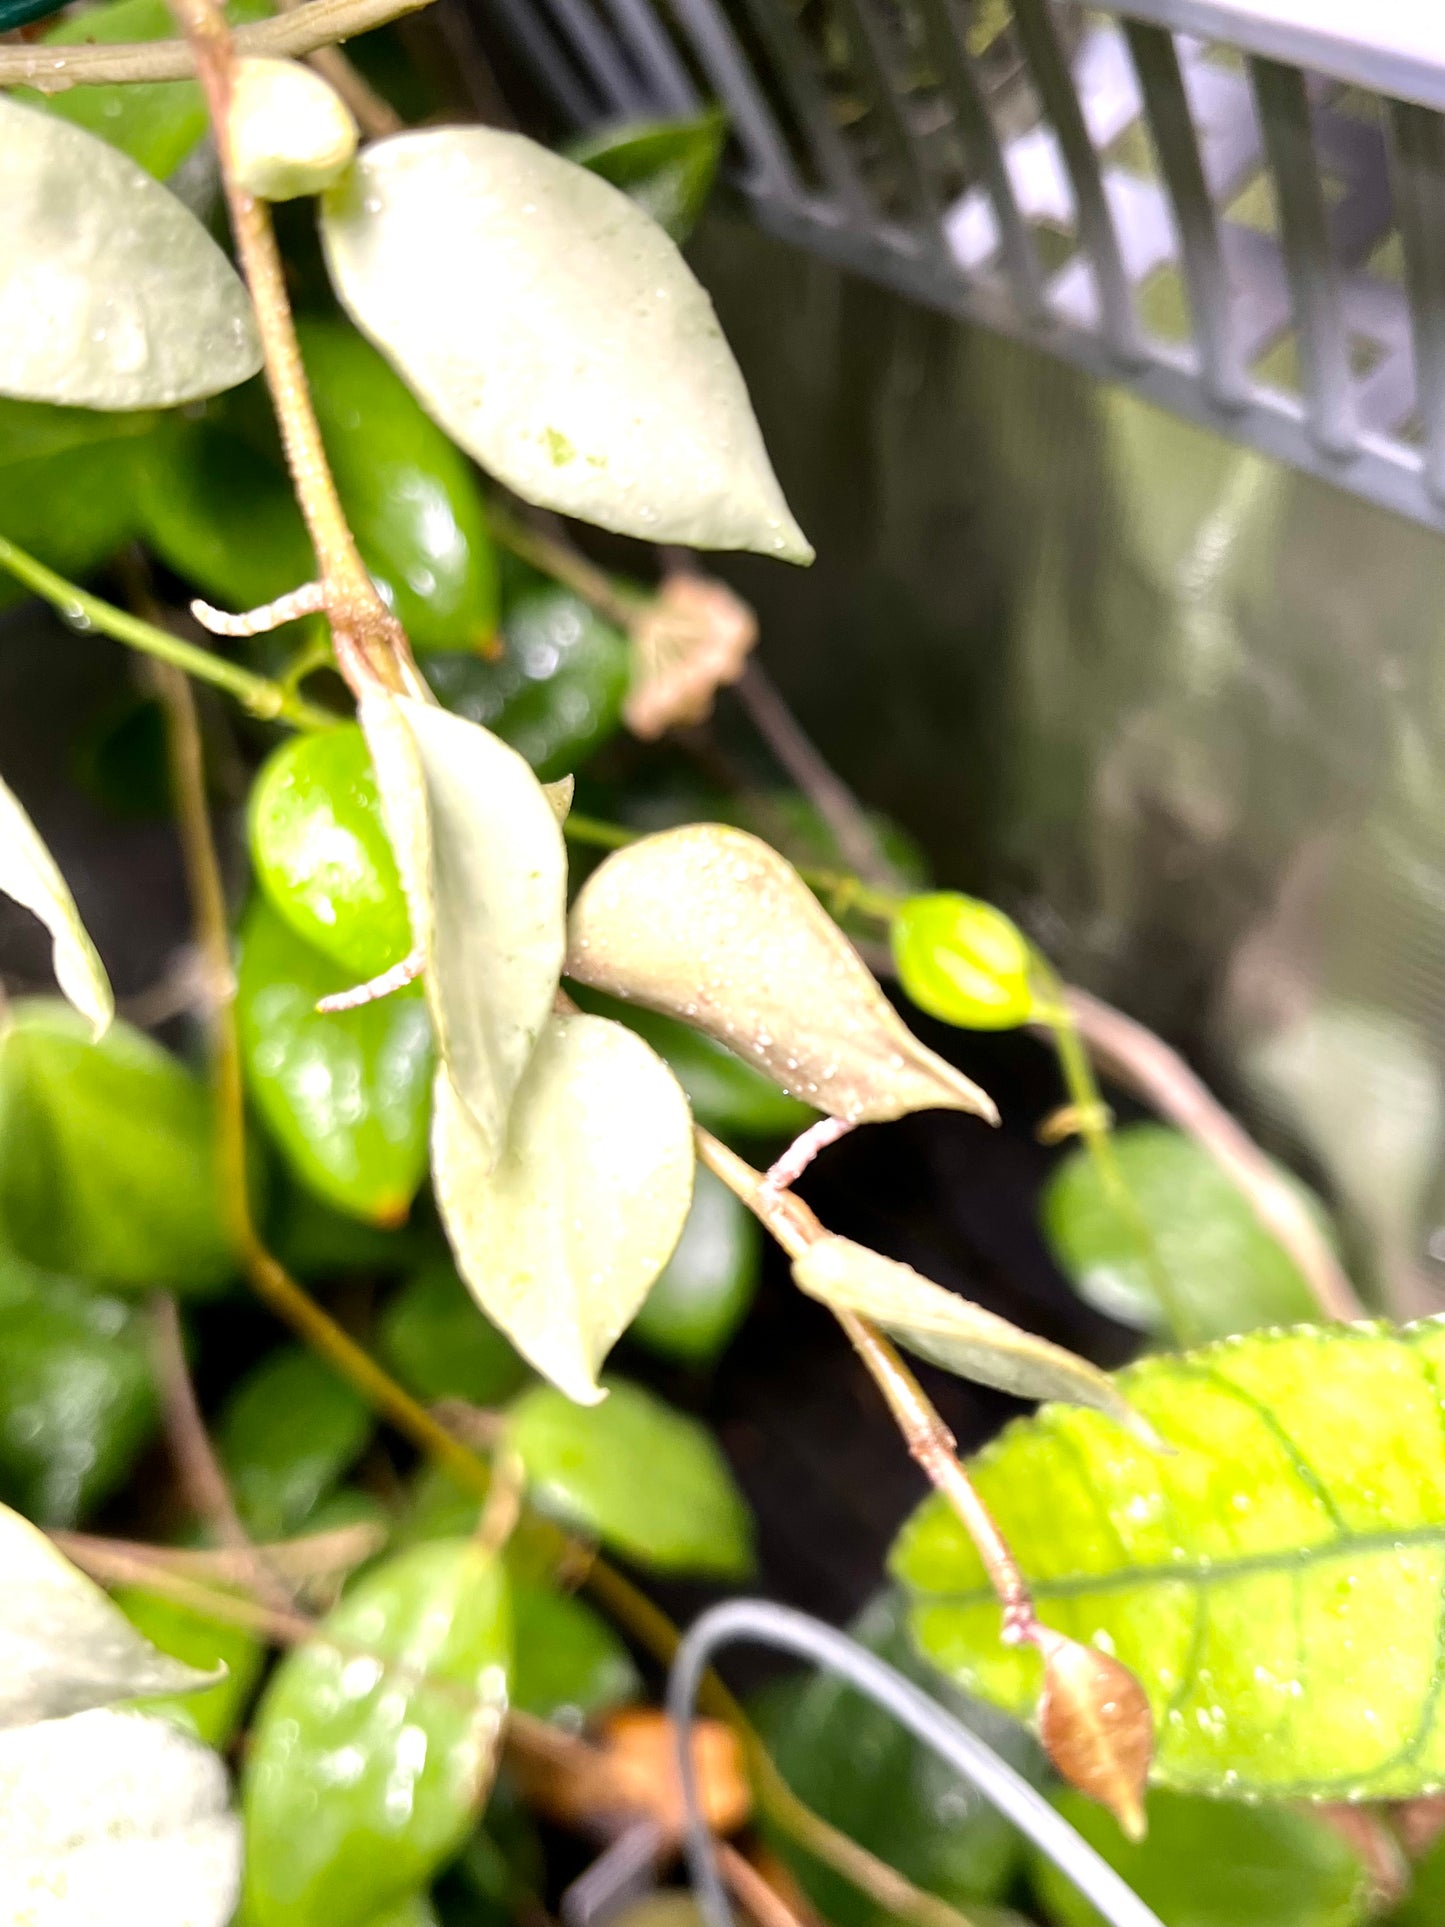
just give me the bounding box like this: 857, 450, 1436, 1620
487, 0, 1445, 536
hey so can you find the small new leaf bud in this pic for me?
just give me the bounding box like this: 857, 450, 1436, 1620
1035, 1627, 1154, 1843
892, 892, 1038, 1031
229, 57, 358, 203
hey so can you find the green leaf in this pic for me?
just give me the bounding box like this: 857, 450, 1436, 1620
138, 402, 315, 615
422, 586, 628, 778
569, 988, 817, 1137
0, 1707, 242, 1926
0, 96, 261, 407
756, 1591, 1027, 1927
249, 723, 413, 984
510, 1576, 640, 1722
0, 767, 112, 1035
431, 1012, 694, 1404
1031, 1788, 1371, 1927
114, 1589, 266, 1749
217, 1345, 372, 1540
794, 1234, 1154, 1441
891, 1318, 1445, 1800
0, 1000, 233, 1292
0, 1259, 157, 1524
568, 111, 727, 245
361, 691, 567, 1169
1387, 1827, 1445, 1926
1042, 1123, 1325, 1342
0, 1503, 220, 1726
567, 824, 996, 1127
0, 398, 156, 604
892, 892, 1037, 1031
238, 895, 433, 1224
506, 1376, 752, 1575
230, 56, 358, 203
242, 1538, 510, 1927
379, 1260, 529, 1408
632, 1160, 760, 1364
23, 0, 271, 180
320, 128, 811, 562
299, 318, 499, 652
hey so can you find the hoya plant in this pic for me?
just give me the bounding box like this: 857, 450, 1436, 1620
0, 2, 1439, 1925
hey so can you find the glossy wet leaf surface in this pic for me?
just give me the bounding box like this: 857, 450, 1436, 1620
0, 1258, 156, 1525
363, 692, 567, 1170
1032, 1787, 1371, 1927
567, 824, 996, 1126
242, 1538, 509, 1927
0, 1707, 242, 1927
632, 1160, 760, 1364
217, 1345, 372, 1541
568, 111, 727, 244
0, 767, 112, 1035
0, 1000, 233, 1293
0, 398, 156, 604
757, 1591, 1027, 1927
510, 1576, 640, 1723
115, 1589, 265, 1750
379, 1260, 528, 1409
892, 891, 1037, 1030
507, 1377, 752, 1575
422, 585, 628, 779
0, 96, 260, 407
250, 724, 413, 984
238, 896, 432, 1224
321, 128, 811, 560
1042, 1123, 1325, 1342
0, 1502, 219, 1726
794, 1234, 1151, 1439
300, 318, 498, 651
893, 1319, 1445, 1799
432, 1012, 694, 1403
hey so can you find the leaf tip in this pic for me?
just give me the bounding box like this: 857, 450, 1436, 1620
1034, 1628, 1153, 1843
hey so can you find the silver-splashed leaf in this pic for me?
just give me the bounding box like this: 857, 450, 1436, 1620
320, 128, 811, 562
360, 690, 567, 1170
793, 1235, 1154, 1441
0, 770, 112, 1037
566, 824, 997, 1126
432, 1012, 694, 1404
0, 96, 260, 408
0, 1503, 221, 1729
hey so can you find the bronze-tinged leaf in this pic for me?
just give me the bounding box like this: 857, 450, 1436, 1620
566, 824, 996, 1127
1035, 1628, 1153, 1844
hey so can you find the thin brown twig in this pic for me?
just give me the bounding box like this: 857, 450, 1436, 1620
0, 0, 437, 88
52, 1523, 384, 1588
1065, 985, 1366, 1324
718, 1843, 815, 1927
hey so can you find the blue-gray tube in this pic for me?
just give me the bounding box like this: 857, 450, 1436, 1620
667, 1598, 1164, 1927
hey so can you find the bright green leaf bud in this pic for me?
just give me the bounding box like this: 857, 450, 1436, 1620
891, 890, 1036, 1030
228, 56, 357, 203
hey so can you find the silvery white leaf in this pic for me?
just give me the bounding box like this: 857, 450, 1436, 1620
321, 128, 811, 562
0, 97, 261, 409
361, 690, 567, 1170
0, 770, 112, 1038
793, 1235, 1155, 1442
0, 1707, 241, 1927
0, 1502, 220, 1729
567, 823, 997, 1125
432, 1012, 694, 1404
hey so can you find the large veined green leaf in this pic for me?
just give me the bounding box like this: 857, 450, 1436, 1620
217, 1346, 372, 1541
237, 896, 433, 1224
892, 1319, 1445, 1800
1042, 1123, 1325, 1344
361, 691, 567, 1170
242, 1538, 509, 1927
320, 128, 811, 562
0, 96, 260, 407
506, 1376, 752, 1575
567, 825, 996, 1126
431, 1012, 694, 1404
1031, 1788, 1371, 1927
0, 769, 112, 1036
0, 1000, 233, 1292
0, 1502, 219, 1726
0, 1707, 242, 1927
